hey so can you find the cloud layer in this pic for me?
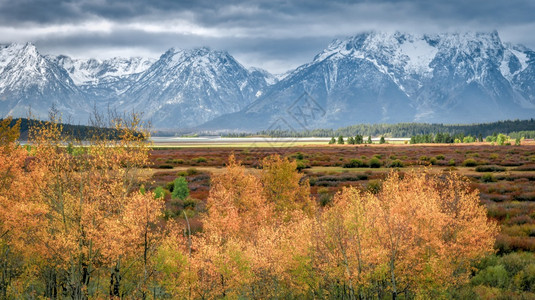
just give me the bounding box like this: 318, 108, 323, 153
1, 0, 534, 73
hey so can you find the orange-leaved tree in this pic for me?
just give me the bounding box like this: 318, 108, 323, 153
160, 154, 317, 299
318, 170, 498, 299
0, 117, 48, 298
192, 154, 271, 298
0, 113, 163, 299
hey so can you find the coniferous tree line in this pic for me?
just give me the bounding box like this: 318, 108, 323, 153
0, 117, 145, 141
226, 119, 535, 138
509, 130, 535, 139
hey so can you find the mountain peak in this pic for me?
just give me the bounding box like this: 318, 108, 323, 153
19, 42, 39, 57
1, 32, 535, 130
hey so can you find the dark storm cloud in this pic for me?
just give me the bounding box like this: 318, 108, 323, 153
0, 0, 534, 73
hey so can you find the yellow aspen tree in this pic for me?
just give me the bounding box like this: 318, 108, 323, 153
1, 113, 158, 299
195, 155, 270, 298
328, 170, 498, 299
260, 155, 314, 220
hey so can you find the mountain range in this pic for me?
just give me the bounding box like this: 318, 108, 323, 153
0, 31, 534, 131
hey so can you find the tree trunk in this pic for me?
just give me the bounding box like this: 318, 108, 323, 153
110, 261, 121, 298
44, 267, 57, 299
390, 259, 397, 300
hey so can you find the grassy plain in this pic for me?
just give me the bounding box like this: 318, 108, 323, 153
147, 140, 535, 254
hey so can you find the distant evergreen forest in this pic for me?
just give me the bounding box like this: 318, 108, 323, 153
226, 119, 535, 138
1, 118, 121, 141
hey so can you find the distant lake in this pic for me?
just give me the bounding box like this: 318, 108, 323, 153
150, 136, 410, 144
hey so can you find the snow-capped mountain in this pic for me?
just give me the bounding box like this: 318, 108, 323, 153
201, 31, 535, 131
52, 55, 155, 102
0, 44, 274, 127
120, 47, 273, 128
0, 43, 88, 121
1, 31, 535, 131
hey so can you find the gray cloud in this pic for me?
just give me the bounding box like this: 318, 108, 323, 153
0, 0, 534, 73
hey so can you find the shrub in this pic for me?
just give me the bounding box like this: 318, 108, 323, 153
153, 186, 166, 199
481, 173, 497, 183
296, 160, 309, 171
318, 193, 332, 206
476, 165, 506, 172
513, 192, 535, 202
508, 215, 534, 225
388, 159, 404, 168
317, 187, 332, 207
419, 155, 429, 161
369, 157, 382, 168
448, 159, 456, 166
166, 181, 175, 192
436, 154, 445, 160
497, 134, 508, 146
166, 158, 184, 164
500, 160, 522, 167
194, 157, 207, 163
471, 265, 509, 288
429, 157, 438, 165
463, 159, 478, 167
172, 177, 189, 200
515, 164, 535, 171
343, 159, 364, 168
488, 194, 509, 202
183, 198, 197, 210
158, 164, 174, 169
486, 135, 497, 143
366, 179, 382, 193
513, 264, 535, 292
463, 136, 476, 143
186, 168, 198, 175
501, 252, 535, 276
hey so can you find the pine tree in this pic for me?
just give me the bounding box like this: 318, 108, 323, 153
337, 136, 345, 145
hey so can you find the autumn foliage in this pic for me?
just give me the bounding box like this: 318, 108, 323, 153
0, 117, 498, 299
157, 156, 497, 299
0, 115, 162, 299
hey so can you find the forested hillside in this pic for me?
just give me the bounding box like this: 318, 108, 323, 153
1, 117, 130, 140
247, 119, 535, 138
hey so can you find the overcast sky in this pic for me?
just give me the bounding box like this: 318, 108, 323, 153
1, 0, 534, 73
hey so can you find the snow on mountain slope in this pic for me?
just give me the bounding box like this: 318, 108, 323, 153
0, 43, 25, 74
1, 31, 534, 130
0, 43, 88, 120
51, 55, 156, 103
309, 31, 535, 119
120, 47, 273, 128
201, 31, 535, 131
53, 56, 155, 85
